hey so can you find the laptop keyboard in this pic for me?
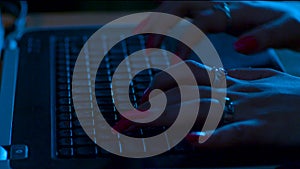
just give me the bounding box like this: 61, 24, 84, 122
54, 33, 190, 158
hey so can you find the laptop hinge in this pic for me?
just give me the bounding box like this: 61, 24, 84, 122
0, 145, 28, 161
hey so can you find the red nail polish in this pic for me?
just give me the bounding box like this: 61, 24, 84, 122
139, 87, 151, 104
185, 133, 199, 143
145, 35, 155, 49
145, 35, 163, 49
234, 36, 259, 54
113, 119, 132, 132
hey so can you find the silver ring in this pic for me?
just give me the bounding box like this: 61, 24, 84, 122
222, 97, 235, 125
211, 67, 227, 88
212, 2, 232, 29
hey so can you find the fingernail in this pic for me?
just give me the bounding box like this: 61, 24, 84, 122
234, 36, 259, 54
145, 35, 155, 50
185, 133, 199, 143
113, 119, 131, 133
139, 87, 151, 104
133, 17, 149, 34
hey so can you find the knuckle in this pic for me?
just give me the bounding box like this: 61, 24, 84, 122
231, 124, 247, 141
184, 60, 204, 71
261, 68, 278, 75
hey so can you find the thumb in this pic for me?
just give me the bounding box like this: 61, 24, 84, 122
234, 15, 300, 54
187, 120, 266, 148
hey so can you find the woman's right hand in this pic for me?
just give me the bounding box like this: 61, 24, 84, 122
135, 1, 300, 56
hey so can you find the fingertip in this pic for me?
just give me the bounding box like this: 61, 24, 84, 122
145, 34, 164, 49
234, 35, 259, 54
185, 133, 199, 143
113, 119, 132, 133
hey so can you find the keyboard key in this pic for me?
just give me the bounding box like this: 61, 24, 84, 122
133, 76, 151, 83
57, 91, 71, 98
99, 105, 116, 114
58, 113, 72, 121
95, 90, 112, 97
58, 98, 72, 105
127, 44, 142, 54
57, 106, 73, 113
103, 113, 119, 123
134, 83, 148, 90
73, 128, 91, 137
94, 83, 112, 90
58, 129, 72, 137
58, 121, 72, 129
95, 76, 111, 83
75, 111, 94, 119
58, 148, 74, 157
98, 140, 122, 154
108, 60, 121, 67
76, 146, 97, 157
112, 87, 134, 96
74, 137, 94, 146
126, 37, 141, 46
57, 84, 71, 91
121, 138, 146, 154
73, 119, 94, 128
109, 47, 124, 55
96, 97, 114, 106
58, 138, 73, 146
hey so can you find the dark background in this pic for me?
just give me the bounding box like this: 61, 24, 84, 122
27, 1, 159, 13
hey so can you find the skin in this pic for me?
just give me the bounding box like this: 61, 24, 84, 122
136, 1, 300, 54
114, 1, 300, 148
115, 61, 300, 147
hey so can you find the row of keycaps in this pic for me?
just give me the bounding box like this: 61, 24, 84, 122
55, 35, 155, 158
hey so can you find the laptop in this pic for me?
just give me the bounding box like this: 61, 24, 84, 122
0, 2, 290, 169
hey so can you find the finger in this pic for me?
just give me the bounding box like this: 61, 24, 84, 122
234, 15, 300, 54
140, 61, 239, 103
191, 7, 230, 33
149, 60, 212, 92
188, 119, 267, 148
115, 98, 221, 133
141, 2, 188, 48
227, 68, 279, 80
172, 5, 232, 62
138, 2, 214, 48
228, 82, 263, 93
224, 93, 268, 121
150, 85, 242, 105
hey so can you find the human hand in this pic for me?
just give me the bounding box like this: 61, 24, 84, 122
113, 60, 229, 133
187, 68, 300, 148
135, 1, 300, 56
114, 60, 300, 148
